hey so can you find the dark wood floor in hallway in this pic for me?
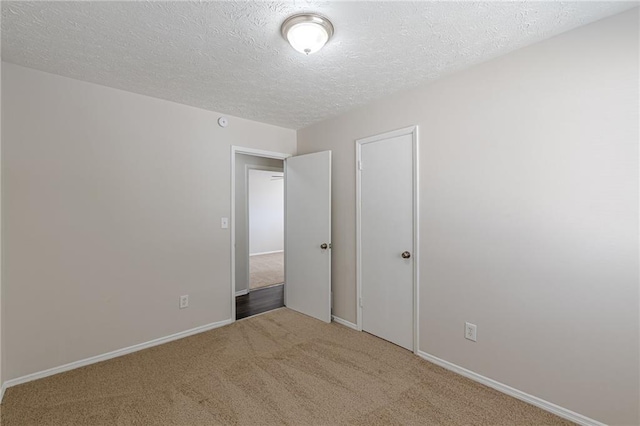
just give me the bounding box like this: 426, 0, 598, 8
236, 283, 284, 320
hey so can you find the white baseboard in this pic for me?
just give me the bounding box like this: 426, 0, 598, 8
0, 317, 233, 402
0, 318, 606, 426
331, 315, 359, 331
250, 250, 284, 257
416, 351, 606, 426
235, 289, 249, 297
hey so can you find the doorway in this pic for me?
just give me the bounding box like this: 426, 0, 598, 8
248, 167, 285, 291
356, 126, 419, 352
230, 147, 332, 323
238, 167, 286, 320
234, 154, 285, 319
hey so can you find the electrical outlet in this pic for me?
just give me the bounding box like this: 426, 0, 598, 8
465, 322, 477, 342
179, 295, 189, 309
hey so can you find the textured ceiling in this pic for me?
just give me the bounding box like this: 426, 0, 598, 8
2, 1, 636, 129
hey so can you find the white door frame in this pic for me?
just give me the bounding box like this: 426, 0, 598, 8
355, 125, 420, 353
244, 164, 284, 295
230, 146, 291, 322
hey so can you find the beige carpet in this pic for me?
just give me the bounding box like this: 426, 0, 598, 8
250, 252, 284, 289
1, 308, 572, 426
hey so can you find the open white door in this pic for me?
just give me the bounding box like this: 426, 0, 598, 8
285, 151, 332, 323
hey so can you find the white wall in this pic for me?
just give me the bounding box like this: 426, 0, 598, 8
297, 9, 639, 426
234, 155, 284, 293
1, 63, 296, 381
0, 31, 3, 388
249, 169, 284, 255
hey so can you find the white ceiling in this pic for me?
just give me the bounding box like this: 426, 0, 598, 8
2, 1, 636, 129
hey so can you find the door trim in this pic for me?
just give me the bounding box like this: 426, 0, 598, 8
230, 146, 291, 322
355, 126, 419, 353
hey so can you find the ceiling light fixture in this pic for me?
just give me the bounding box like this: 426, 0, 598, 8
281, 13, 334, 55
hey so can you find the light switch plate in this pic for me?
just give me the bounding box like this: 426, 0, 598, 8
221, 217, 229, 229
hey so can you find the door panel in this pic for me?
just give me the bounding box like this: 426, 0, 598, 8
361, 134, 414, 350
285, 151, 332, 323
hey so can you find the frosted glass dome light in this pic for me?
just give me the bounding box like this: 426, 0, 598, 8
281, 13, 334, 55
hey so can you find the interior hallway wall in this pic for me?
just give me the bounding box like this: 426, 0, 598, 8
297, 9, 639, 426
234, 155, 284, 293
249, 169, 284, 256
0, 36, 3, 388
1, 63, 295, 381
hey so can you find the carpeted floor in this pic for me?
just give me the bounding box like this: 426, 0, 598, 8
1, 308, 572, 425
250, 252, 284, 289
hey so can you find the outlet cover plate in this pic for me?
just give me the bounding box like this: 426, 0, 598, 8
179, 295, 189, 309
465, 322, 477, 342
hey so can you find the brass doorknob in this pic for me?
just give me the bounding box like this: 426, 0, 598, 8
321, 243, 328, 250
401, 251, 411, 259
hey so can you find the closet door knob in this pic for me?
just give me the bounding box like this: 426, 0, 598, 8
401, 251, 411, 259
321, 243, 328, 250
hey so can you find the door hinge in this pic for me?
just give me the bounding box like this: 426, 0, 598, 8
358, 161, 363, 171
